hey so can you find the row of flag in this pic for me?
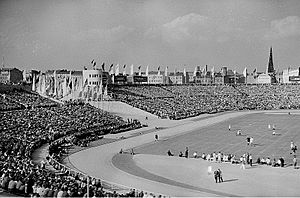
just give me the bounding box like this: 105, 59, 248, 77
87, 60, 255, 78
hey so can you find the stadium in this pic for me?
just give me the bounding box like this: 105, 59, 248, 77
1, 0, 300, 197
1, 83, 300, 197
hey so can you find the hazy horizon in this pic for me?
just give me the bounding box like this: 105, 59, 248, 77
0, 0, 300, 73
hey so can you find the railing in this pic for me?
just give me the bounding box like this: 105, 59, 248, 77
48, 156, 169, 197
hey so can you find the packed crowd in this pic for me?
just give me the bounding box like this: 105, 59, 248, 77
112, 84, 300, 119
0, 90, 57, 111
0, 90, 144, 197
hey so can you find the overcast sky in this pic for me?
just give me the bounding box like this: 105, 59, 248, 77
0, 0, 300, 73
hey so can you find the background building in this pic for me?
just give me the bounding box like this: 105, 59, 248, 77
0, 68, 23, 84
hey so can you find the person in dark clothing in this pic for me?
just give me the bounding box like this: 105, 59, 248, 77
214, 170, 219, 183
185, 147, 189, 158
246, 136, 250, 145
218, 169, 223, 183
167, 150, 174, 156
179, 151, 183, 157
155, 134, 159, 141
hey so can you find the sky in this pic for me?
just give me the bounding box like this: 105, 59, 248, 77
0, 0, 300, 73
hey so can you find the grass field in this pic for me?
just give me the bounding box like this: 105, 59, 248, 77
134, 112, 300, 165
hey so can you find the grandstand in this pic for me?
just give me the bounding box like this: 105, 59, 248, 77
112, 84, 300, 119
0, 87, 142, 197
1, 83, 300, 197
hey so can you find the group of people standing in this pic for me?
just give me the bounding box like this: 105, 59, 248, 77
213, 169, 223, 183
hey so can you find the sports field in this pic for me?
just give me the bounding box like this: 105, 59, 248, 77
133, 112, 300, 165
69, 106, 300, 197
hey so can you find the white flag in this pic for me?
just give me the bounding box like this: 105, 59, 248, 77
145, 65, 149, 76
243, 67, 247, 77
165, 66, 168, 76
193, 66, 197, 77
115, 64, 119, 75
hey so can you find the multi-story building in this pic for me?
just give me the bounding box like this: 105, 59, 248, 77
282, 67, 300, 83
147, 71, 165, 84
0, 68, 23, 84
169, 72, 185, 84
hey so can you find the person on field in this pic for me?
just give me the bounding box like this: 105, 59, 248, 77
207, 166, 212, 175
293, 156, 297, 169
214, 170, 219, 183
155, 134, 159, 141
193, 151, 198, 158
185, 147, 189, 158
246, 136, 250, 145
179, 151, 184, 157
218, 169, 223, 183
167, 150, 173, 156
249, 154, 253, 167
250, 137, 254, 146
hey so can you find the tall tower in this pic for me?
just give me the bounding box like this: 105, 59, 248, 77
267, 47, 275, 74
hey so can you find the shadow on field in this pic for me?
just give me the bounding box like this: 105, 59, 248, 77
222, 178, 238, 183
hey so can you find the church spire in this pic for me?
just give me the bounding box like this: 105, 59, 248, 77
267, 47, 274, 74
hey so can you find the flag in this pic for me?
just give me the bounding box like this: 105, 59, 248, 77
45, 75, 52, 94
101, 62, 105, 71
74, 77, 78, 91
123, 64, 126, 75
109, 64, 114, 75
203, 65, 208, 76
84, 66, 87, 70
53, 70, 57, 96
83, 79, 88, 91
158, 66, 160, 75
138, 66, 141, 76
253, 68, 257, 74
233, 70, 237, 75
69, 79, 73, 93
130, 64, 134, 75
145, 65, 149, 76
165, 66, 168, 76
193, 66, 197, 77
115, 64, 119, 75
211, 66, 215, 78
104, 84, 108, 96
243, 67, 247, 77
183, 68, 186, 77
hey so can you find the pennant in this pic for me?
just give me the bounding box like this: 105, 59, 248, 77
243, 67, 247, 77
101, 62, 105, 71
211, 66, 215, 78
115, 64, 119, 75
123, 64, 127, 75
109, 64, 114, 75
165, 66, 168, 76
104, 84, 108, 96
193, 66, 197, 77
138, 66, 141, 76
145, 65, 149, 76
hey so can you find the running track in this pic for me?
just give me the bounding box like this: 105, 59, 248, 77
68, 110, 300, 197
